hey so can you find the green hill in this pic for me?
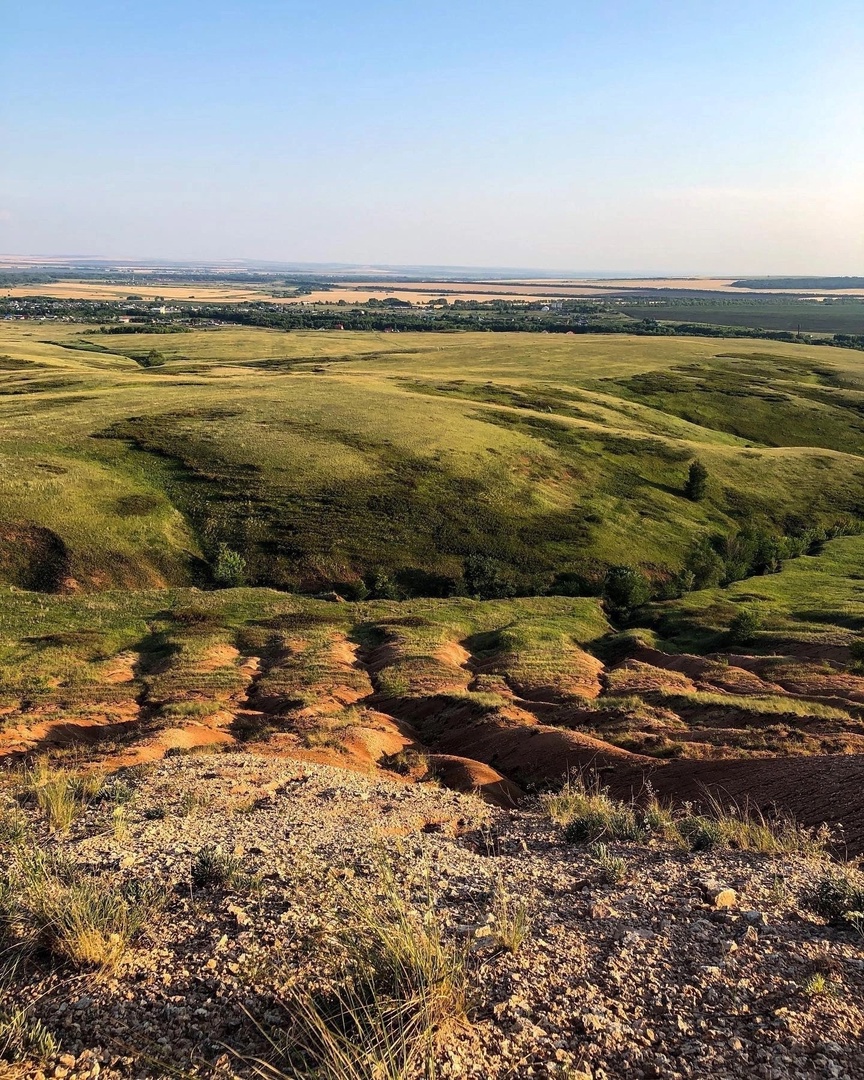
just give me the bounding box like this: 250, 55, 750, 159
2, 324, 864, 596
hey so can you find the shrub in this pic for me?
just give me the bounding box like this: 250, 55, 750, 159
213, 543, 247, 587
463, 555, 515, 600
803, 869, 864, 927
546, 776, 646, 844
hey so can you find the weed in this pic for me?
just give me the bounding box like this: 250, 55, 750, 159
590, 842, 628, 885
800, 971, 842, 998
672, 796, 830, 855
546, 776, 828, 856
489, 882, 531, 954
177, 790, 202, 816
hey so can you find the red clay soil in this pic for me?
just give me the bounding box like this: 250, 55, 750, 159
431, 712, 650, 788
610, 753, 864, 856
426, 754, 523, 807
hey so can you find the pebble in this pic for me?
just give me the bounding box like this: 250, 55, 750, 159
4, 755, 862, 1080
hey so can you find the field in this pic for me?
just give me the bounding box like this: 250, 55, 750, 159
2, 323, 864, 828
4, 323, 864, 595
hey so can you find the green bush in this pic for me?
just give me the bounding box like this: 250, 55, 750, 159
213, 544, 247, 587
602, 565, 651, 615
729, 606, 763, 643
803, 869, 864, 927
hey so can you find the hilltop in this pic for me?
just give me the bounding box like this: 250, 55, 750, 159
2, 754, 863, 1079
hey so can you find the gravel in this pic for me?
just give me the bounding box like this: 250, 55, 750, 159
3, 753, 863, 1079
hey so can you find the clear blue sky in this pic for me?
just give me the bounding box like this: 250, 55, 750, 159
2, 0, 862, 272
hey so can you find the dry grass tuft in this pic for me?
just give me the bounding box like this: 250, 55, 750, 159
1, 841, 164, 971
249, 859, 471, 1079
22, 761, 105, 833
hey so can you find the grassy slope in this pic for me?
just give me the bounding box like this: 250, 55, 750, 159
2, 324, 864, 592
644, 532, 864, 653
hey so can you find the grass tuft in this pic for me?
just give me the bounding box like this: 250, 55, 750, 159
251, 859, 470, 1079
544, 774, 830, 855
489, 881, 531, 954
1, 843, 164, 971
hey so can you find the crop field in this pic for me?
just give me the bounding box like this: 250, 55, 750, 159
617, 297, 864, 334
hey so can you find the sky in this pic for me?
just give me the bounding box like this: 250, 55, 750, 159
1, 0, 863, 274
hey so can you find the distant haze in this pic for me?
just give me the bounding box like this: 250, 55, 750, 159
2, 0, 862, 274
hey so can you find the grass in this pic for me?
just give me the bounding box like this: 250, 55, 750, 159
546, 774, 646, 842
589, 842, 628, 885
488, 881, 531, 954
545, 774, 830, 855
0, 840, 164, 970
3, 321, 864, 782
253, 859, 470, 1079
643, 531, 864, 652
20, 761, 105, 833
191, 845, 259, 893
2, 323, 864, 595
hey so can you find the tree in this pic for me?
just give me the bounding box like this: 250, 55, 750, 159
463, 555, 515, 600
684, 460, 708, 501
683, 536, 725, 589
602, 565, 651, 615
729, 606, 762, 643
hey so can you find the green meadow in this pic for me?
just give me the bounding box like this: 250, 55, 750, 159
2, 323, 864, 597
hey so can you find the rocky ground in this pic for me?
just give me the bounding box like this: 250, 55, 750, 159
2, 751, 863, 1080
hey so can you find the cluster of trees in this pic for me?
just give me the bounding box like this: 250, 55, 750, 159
3, 294, 863, 352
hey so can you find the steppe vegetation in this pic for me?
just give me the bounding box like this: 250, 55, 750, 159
2, 319, 864, 1076
2, 323, 864, 596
